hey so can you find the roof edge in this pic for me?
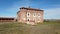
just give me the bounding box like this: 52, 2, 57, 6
20, 7, 44, 11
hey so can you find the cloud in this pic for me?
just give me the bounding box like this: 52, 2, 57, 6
44, 8, 60, 19
0, 0, 60, 19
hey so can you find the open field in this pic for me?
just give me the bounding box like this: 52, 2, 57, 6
0, 21, 60, 34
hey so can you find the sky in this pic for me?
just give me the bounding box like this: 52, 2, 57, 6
0, 0, 60, 19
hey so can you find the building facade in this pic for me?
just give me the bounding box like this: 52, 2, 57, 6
17, 7, 44, 24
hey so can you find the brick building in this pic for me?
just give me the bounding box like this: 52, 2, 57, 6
0, 17, 15, 22
17, 7, 44, 24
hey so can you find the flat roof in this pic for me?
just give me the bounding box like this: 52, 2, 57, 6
0, 17, 14, 19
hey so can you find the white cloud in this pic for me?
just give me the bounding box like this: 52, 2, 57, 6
1, 0, 60, 19
44, 8, 60, 19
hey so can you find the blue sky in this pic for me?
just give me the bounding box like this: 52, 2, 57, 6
0, 0, 60, 19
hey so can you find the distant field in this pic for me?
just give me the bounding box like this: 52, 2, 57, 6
0, 21, 60, 34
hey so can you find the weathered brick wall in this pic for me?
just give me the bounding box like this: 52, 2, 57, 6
17, 7, 44, 24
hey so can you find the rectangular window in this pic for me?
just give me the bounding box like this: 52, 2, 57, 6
27, 18, 30, 21
27, 12, 30, 17
33, 13, 36, 17
38, 14, 41, 17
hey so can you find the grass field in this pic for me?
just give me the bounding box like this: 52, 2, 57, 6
0, 21, 60, 34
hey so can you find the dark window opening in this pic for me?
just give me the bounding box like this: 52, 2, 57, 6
28, 13, 29, 16
28, 19, 29, 21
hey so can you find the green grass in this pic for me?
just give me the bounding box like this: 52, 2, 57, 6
0, 22, 60, 34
